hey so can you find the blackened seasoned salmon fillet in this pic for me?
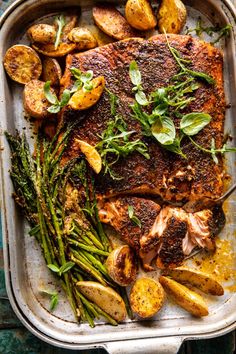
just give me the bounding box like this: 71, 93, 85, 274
60, 34, 225, 202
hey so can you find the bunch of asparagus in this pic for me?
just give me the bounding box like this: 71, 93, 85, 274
5, 126, 130, 327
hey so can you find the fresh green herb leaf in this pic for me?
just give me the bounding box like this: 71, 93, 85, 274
47, 264, 60, 273
164, 139, 187, 159
180, 112, 211, 136
135, 90, 149, 106
83, 81, 94, 92
185, 69, 215, 85
59, 261, 75, 275
211, 24, 232, 44
60, 89, 71, 107
128, 205, 141, 228
151, 117, 176, 145
106, 88, 119, 116
81, 70, 93, 83
70, 67, 82, 80
130, 102, 152, 136
129, 60, 142, 86
50, 293, 59, 311
44, 81, 58, 105
70, 80, 83, 93
54, 14, 66, 50
70, 67, 94, 93
47, 105, 61, 114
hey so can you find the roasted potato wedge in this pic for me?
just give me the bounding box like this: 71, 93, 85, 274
23, 80, 54, 119
32, 42, 76, 58
159, 276, 209, 317
158, 0, 187, 34
106, 245, 138, 286
165, 267, 224, 296
76, 281, 127, 322
93, 5, 138, 40
75, 139, 102, 174
130, 278, 165, 318
60, 15, 78, 40
125, 0, 157, 30
27, 24, 56, 44
3, 45, 42, 84
68, 76, 105, 110
42, 58, 62, 87
68, 27, 98, 50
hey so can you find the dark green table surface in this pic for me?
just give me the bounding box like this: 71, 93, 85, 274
0, 1, 236, 353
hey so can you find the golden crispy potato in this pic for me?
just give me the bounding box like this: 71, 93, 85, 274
23, 80, 54, 119
68, 27, 98, 50
93, 5, 138, 40
106, 245, 138, 286
42, 58, 62, 87
165, 267, 224, 296
27, 24, 56, 44
3, 45, 42, 84
130, 278, 165, 318
158, 0, 187, 34
125, 0, 157, 30
60, 15, 78, 40
159, 276, 209, 317
76, 281, 127, 322
32, 42, 76, 57
75, 139, 102, 174
68, 76, 105, 110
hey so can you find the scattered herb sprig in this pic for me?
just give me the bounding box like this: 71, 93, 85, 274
54, 14, 66, 50
186, 17, 232, 45
41, 289, 59, 311
128, 205, 141, 228
44, 81, 71, 113
96, 90, 150, 179
70, 67, 94, 92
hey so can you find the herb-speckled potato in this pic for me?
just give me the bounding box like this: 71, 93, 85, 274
165, 267, 224, 296
130, 278, 165, 318
159, 276, 209, 317
27, 24, 56, 44
68, 76, 105, 110
93, 5, 138, 40
158, 0, 187, 34
42, 58, 62, 87
106, 245, 138, 286
4, 45, 42, 84
68, 27, 98, 50
125, 0, 157, 31
23, 80, 54, 119
76, 281, 127, 322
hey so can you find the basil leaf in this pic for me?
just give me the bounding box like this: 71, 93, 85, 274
54, 14, 66, 50
152, 117, 176, 145
59, 261, 75, 275
135, 90, 149, 106
83, 82, 94, 92
50, 294, 58, 311
185, 69, 215, 85
180, 112, 211, 136
60, 89, 71, 107
47, 105, 61, 114
44, 81, 58, 105
47, 264, 60, 273
129, 60, 141, 86
81, 70, 93, 83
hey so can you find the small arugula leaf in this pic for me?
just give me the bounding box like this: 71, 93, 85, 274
185, 69, 215, 85
129, 60, 142, 86
50, 294, 59, 311
135, 90, 149, 106
128, 205, 141, 228
151, 117, 176, 145
47, 264, 60, 273
59, 261, 75, 275
130, 102, 152, 136
44, 81, 58, 105
180, 112, 211, 136
211, 24, 232, 44
60, 89, 71, 107
54, 14, 66, 50
211, 138, 218, 164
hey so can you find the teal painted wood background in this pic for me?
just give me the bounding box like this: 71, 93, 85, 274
0, 0, 235, 353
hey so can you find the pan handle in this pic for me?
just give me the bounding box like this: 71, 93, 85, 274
103, 337, 183, 354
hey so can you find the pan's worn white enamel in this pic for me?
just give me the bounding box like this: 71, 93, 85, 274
0, 1, 236, 353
